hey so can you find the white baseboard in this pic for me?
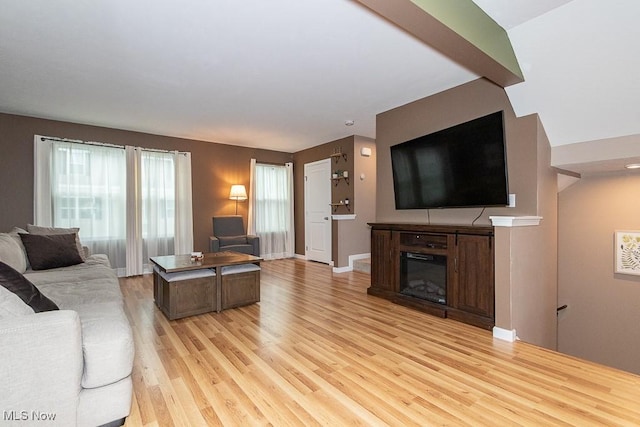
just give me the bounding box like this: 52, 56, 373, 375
350, 252, 371, 262
493, 327, 518, 342
332, 253, 371, 273
298, 253, 334, 268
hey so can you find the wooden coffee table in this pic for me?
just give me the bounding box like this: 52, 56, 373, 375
150, 251, 261, 320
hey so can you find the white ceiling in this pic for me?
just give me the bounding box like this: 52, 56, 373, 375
471, 0, 573, 29
0, 0, 477, 152
505, 0, 640, 147
1, 0, 639, 158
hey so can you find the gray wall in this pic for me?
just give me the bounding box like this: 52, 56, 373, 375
558, 172, 640, 374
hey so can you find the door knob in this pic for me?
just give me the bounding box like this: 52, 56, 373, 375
324, 217, 329, 220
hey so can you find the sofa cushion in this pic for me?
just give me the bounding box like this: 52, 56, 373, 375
26, 224, 86, 261
21, 252, 133, 388
0, 233, 27, 273
219, 235, 248, 246
19, 233, 84, 270
73, 302, 134, 389
220, 244, 254, 255
221, 263, 261, 275
26, 255, 122, 307
0, 261, 58, 312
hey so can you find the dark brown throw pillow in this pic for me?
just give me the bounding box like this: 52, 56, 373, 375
26, 224, 86, 261
0, 261, 58, 312
19, 233, 84, 270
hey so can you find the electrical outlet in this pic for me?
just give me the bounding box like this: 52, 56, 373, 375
508, 193, 516, 207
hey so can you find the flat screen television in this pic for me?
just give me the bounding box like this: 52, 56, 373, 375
390, 111, 508, 209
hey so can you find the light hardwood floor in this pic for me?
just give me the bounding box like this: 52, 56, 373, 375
121, 258, 640, 426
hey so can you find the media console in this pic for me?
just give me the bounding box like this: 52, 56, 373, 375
368, 223, 495, 330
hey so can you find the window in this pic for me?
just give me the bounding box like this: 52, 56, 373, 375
255, 164, 290, 233
58, 197, 102, 220
141, 151, 175, 239
51, 142, 126, 242
55, 146, 91, 176
251, 162, 294, 259
35, 137, 193, 276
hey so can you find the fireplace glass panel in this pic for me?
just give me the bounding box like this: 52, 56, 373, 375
400, 252, 447, 305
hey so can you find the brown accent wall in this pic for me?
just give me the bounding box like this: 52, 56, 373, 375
334, 136, 377, 268
292, 135, 376, 268
376, 78, 535, 224
374, 78, 558, 348
292, 136, 354, 261
558, 172, 640, 374
0, 113, 291, 252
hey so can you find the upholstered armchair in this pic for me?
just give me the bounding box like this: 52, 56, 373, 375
209, 215, 260, 256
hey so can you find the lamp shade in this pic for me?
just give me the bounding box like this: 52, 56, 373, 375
229, 184, 248, 201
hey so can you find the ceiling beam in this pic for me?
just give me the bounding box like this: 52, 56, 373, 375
356, 0, 524, 87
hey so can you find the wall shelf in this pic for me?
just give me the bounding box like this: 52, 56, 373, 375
330, 152, 347, 163
332, 214, 356, 220
332, 176, 350, 186
489, 216, 543, 227
330, 202, 351, 212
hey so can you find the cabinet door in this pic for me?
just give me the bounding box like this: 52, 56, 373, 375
452, 234, 494, 318
371, 229, 394, 292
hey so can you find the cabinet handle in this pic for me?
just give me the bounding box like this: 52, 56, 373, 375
454, 257, 458, 273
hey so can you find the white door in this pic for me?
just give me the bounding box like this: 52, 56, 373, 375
304, 159, 332, 264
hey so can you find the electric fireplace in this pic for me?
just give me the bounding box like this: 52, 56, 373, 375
399, 251, 447, 305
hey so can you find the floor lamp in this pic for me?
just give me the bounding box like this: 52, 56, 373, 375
229, 184, 248, 215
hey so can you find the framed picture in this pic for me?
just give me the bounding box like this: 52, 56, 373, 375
615, 230, 640, 275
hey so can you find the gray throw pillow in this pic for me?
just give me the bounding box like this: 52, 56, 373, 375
19, 233, 84, 270
0, 261, 58, 312
0, 233, 27, 273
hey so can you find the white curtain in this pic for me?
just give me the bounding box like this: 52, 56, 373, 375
140, 150, 175, 271
34, 136, 193, 276
126, 147, 179, 275
285, 162, 294, 256
252, 162, 294, 259
247, 158, 257, 235
174, 151, 194, 255
35, 138, 128, 271
125, 146, 143, 276
34, 139, 53, 227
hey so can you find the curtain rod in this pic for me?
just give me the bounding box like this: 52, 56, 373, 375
39, 136, 189, 155
257, 160, 290, 166
40, 136, 123, 149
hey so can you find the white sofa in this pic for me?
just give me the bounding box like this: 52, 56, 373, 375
0, 227, 134, 427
